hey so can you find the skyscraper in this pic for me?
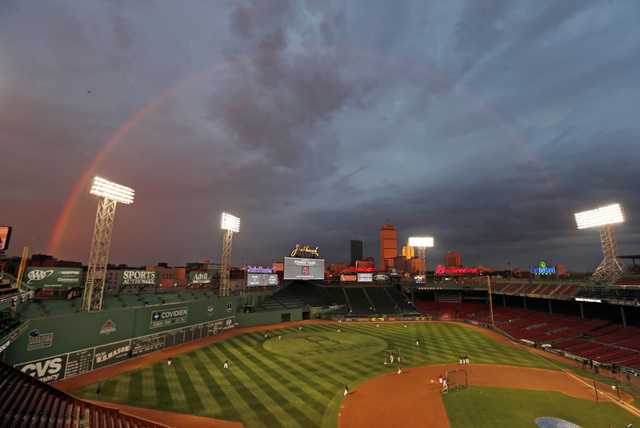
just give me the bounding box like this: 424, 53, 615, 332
380, 224, 397, 270
350, 240, 363, 267
446, 252, 461, 268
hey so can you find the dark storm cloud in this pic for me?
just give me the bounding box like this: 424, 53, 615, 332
1, 0, 638, 272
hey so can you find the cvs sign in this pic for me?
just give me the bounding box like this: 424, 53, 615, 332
17, 355, 67, 383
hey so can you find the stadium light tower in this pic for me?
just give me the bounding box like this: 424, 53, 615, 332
83, 177, 135, 312
220, 213, 240, 297
575, 203, 626, 282
408, 237, 434, 278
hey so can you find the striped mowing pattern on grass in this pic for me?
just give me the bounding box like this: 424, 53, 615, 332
72, 322, 562, 428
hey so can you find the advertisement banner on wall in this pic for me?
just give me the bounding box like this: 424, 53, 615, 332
93, 340, 131, 370
24, 267, 82, 288
150, 307, 189, 329
16, 355, 68, 383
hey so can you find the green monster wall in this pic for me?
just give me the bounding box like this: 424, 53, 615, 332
4, 295, 310, 383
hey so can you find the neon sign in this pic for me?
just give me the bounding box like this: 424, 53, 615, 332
435, 266, 478, 275
247, 266, 277, 274
346, 267, 386, 273
290, 244, 320, 257
530, 261, 556, 275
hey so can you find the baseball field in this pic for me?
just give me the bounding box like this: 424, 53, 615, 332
58, 320, 640, 427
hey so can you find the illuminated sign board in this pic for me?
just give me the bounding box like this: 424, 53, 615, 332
357, 273, 373, 282
247, 273, 278, 287
435, 266, 478, 275
414, 275, 426, 284
340, 274, 357, 282
283, 257, 325, 280
530, 262, 556, 276
290, 244, 320, 258
373, 274, 389, 282
247, 266, 277, 274
0, 226, 12, 251
24, 267, 82, 288
346, 267, 386, 273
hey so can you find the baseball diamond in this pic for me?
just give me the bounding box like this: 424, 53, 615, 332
4, 277, 640, 427
46, 321, 640, 428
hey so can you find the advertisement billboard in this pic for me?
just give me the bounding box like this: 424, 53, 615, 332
357, 273, 373, 282
247, 273, 278, 287
340, 274, 357, 282
189, 271, 213, 285
283, 257, 325, 280
24, 267, 82, 288
119, 270, 157, 287
0, 226, 12, 251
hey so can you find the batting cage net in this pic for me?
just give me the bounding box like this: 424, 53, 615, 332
443, 369, 468, 394
593, 377, 622, 402
384, 349, 402, 365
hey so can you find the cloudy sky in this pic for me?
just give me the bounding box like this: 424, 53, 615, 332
1, 1, 639, 272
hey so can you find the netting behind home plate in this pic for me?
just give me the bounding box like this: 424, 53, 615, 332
444, 369, 468, 394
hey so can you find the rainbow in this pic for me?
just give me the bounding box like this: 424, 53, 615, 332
48, 46, 560, 258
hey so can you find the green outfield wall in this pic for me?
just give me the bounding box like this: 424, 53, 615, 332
3, 295, 314, 383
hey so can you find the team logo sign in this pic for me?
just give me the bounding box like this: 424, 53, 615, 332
100, 319, 116, 335
207, 305, 214, 316
226, 302, 233, 312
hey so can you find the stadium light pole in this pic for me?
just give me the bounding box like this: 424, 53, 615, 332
408, 237, 434, 279
83, 177, 134, 312
575, 203, 626, 282
220, 213, 240, 297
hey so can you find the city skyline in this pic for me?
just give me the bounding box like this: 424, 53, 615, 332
1, 2, 639, 272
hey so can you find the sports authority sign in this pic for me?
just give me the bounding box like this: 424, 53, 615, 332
120, 269, 157, 287
150, 307, 188, 329
24, 267, 82, 288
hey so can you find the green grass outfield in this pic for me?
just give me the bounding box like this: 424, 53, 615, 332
70, 322, 640, 427
443, 386, 639, 428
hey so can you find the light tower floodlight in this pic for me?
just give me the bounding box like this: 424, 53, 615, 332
221, 212, 241, 232
89, 177, 135, 204
220, 212, 240, 297
83, 177, 135, 312
575, 203, 626, 282
408, 236, 434, 278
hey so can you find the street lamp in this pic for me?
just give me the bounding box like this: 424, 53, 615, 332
575, 203, 626, 282
220, 213, 240, 297
83, 176, 134, 311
